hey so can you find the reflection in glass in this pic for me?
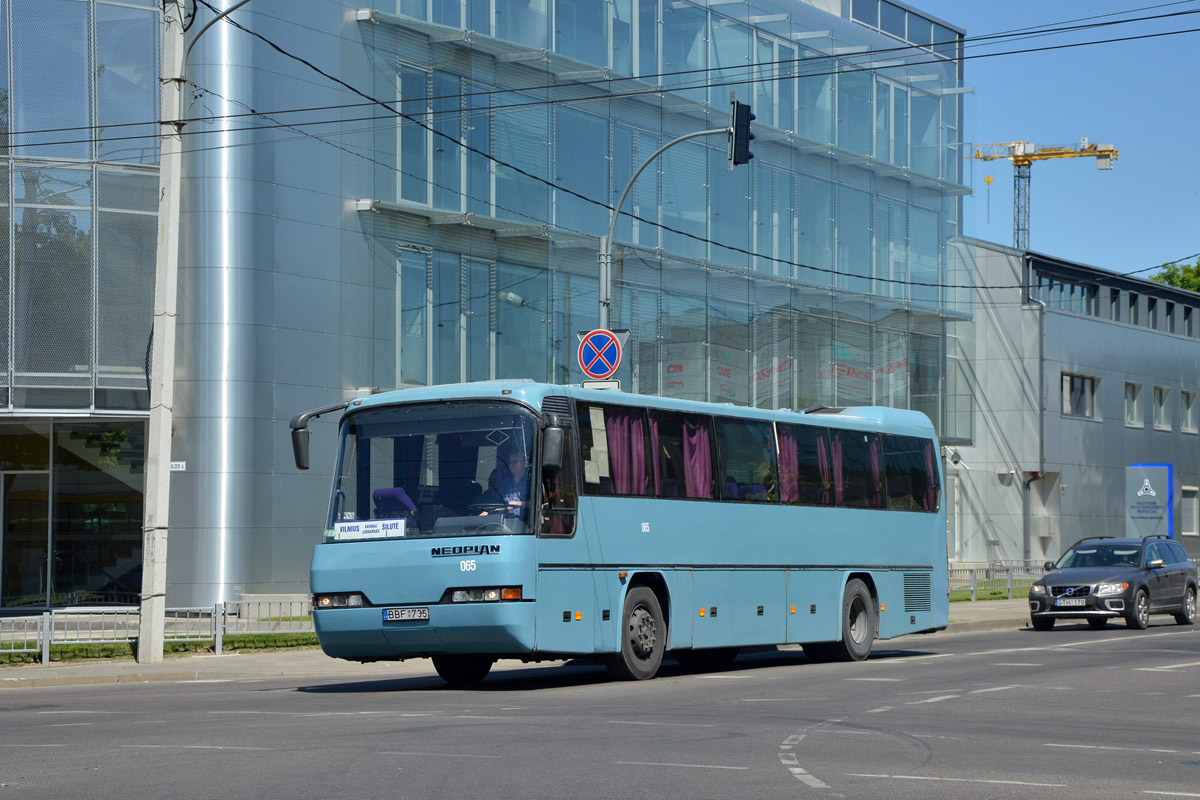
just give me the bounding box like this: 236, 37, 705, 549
2, 473, 48, 607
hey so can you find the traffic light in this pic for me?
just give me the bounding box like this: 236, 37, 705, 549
728, 99, 755, 168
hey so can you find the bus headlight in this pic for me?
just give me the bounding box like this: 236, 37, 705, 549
314, 592, 366, 608
451, 587, 522, 603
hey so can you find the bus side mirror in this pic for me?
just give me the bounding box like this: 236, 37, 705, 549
292, 428, 311, 471
542, 427, 565, 474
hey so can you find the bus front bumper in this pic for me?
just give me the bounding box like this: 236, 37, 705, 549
313, 602, 537, 660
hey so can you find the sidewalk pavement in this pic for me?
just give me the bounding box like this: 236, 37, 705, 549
0, 599, 1031, 690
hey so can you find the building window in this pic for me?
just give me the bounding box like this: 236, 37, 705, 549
1183, 391, 1198, 433
1183, 486, 1199, 537
1061, 373, 1097, 419
1153, 386, 1170, 430
1125, 382, 1143, 426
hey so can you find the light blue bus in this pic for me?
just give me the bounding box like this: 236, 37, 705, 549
291, 381, 948, 684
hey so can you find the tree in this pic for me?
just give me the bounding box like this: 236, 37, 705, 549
1150, 257, 1200, 293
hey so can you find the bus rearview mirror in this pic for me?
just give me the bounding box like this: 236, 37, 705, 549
292, 428, 311, 471
542, 427, 564, 474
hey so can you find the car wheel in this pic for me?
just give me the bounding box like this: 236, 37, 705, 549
1087, 617, 1107, 629
1031, 616, 1054, 631
1175, 586, 1197, 626
1126, 589, 1150, 630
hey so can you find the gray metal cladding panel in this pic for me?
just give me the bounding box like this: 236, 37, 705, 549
274, 272, 343, 333
272, 218, 343, 282
182, 322, 275, 383
170, 416, 281, 485
170, 378, 276, 426
274, 329, 345, 386
274, 472, 336, 529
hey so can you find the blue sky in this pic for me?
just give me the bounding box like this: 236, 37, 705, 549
912, 0, 1200, 275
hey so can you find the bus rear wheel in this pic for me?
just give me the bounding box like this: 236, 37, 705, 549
606, 586, 665, 681
831, 579, 875, 662
432, 654, 494, 686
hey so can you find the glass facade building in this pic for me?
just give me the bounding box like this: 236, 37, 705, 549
1, 0, 968, 607
0, 0, 159, 608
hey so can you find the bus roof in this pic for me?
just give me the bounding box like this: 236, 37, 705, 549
346, 381, 937, 439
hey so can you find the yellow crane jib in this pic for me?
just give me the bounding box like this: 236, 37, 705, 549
965, 139, 1118, 249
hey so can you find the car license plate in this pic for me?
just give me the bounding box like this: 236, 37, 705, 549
1055, 597, 1086, 607
383, 607, 429, 622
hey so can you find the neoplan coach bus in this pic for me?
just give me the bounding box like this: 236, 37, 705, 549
290, 381, 949, 685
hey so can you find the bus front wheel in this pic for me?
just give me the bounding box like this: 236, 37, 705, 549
606, 586, 665, 681
432, 654, 494, 686
832, 579, 875, 662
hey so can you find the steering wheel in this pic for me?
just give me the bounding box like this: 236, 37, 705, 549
468, 502, 509, 514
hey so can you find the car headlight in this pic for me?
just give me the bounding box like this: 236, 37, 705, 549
1096, 582, 1128, 596
1029, 584, 1046, 595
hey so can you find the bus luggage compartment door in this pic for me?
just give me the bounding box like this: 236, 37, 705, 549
535, 568, 597, 654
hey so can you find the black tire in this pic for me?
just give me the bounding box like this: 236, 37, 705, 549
1126, 589, 1150, 630
432, 654, 494, 686
606, 586, 665, 681
829, 579, 875, 662
1031, 616, 1055, 631
1175, 586, 1197, 626
1087, 617, 1108, 629
674, 647, 740, 671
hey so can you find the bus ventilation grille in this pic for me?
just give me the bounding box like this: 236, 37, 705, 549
903, 572, 932, 613
543, 396, 571, 417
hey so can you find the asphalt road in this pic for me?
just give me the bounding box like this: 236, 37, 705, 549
1, 622, 1198, 800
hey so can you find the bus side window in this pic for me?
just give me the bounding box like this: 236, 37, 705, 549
714, 417, 778, 502
542, 427, 577, 537
649, 410, 715, 500
778, 424, 833, 507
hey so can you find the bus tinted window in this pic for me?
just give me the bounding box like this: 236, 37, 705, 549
714, 417, 778, 502
649, 410, 714, 499
832, 429, 884, 509
577, 403, 653, 497
778, 424, 832, 506
882, 434, 939, 512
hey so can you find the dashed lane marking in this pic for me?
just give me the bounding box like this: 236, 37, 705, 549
381, 752, 501, 759
845, 677, 903, 681
847, 773, 1066, 787
1136, 660, 1200, 672
864, 707, 894, 714
970, 685, 1019, 694
1142, 792, 1200, 797
617, 761, 747, 771
1045, 744, 1178, 754
606, 720, 716, 728
904, 694, 959, 705
779, 751, 828, 788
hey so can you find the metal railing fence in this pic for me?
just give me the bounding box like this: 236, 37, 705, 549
0, 600, 314, 665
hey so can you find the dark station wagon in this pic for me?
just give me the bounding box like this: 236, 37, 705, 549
1028, 535, 1197, 630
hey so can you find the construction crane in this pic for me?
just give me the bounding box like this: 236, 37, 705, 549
967, 139, 1118, 251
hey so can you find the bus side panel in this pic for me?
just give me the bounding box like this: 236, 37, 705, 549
666, 568, 694, 650
535, 568, 597, 654
733, 569, 786, 646
874, 569, 940, 639
692, 569, 734, 648
786, 569, 841, 643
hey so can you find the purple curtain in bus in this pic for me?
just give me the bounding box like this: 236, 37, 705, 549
683, 418, 712, 499
778, 428, 798, 503
648, 415, 663, 495
817, 433, 831, 506
604, 409, 648, 495
922, 440, 937, 511
831, 432, 844, 506
868, 435, 883, 509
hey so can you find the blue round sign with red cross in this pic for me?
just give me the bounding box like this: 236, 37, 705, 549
577, 329, 622, 380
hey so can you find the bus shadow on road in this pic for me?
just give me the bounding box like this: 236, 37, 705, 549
294, 645, 945, 694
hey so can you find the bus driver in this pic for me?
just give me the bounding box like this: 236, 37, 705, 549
479, 440, 529, 518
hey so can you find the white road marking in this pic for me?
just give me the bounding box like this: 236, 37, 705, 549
1136, 660, 1200, 672
846, 677, 902, 681
617, 761, 747, 771
449, 715, 508, 720
607, 720, 716, 728
38, 710, 124, 715
779, 735, 805, 748
847, 773, 1066, 787
812, 729, 875, 736
877, 653, 954, 664
1045, 744, 1177, 754
381, 752, 501, 759
122, 745, 271, 751
970, 685, 1018, 694
864, 707, 894, 714
0, 744, 67, 748
42, 723, 91, 727
779, 752, 828, 787
992, 662, 1042, 667
1143, 792, 1200, 797
905, 694, 959, 705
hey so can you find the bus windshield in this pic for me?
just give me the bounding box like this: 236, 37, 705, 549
328, 401, 537, 538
